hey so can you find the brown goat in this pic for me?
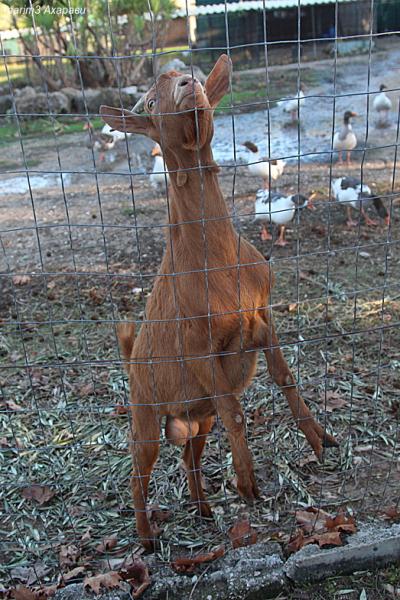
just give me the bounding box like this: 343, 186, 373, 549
100, 55, 338, 551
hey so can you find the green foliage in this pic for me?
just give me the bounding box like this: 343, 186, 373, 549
0, 0, 176, 86
0, 115, 103, 146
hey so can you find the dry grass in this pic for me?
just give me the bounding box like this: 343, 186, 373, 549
0, 160, 399, 588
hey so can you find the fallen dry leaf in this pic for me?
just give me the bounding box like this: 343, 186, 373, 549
3, 399, 23, 412
21, 485, 55, 506
295, 507, 332, 534
287, 529, 306, 553
12, 275, 31, 286
78, 383, 93, 397
80, 528, 92, 545
83, 572, 122, 595
59, 544, 80, 568
95, 535, 118, 554
383, 505, 400, 521
32, 584, 59, 599
119, 557, 151, 598
298, 453, 318, 467
287, 529, 343, 553
10, 586, 35, 600
228, 518, 258, 549
288, 507, 357, 554
89, 287, 105, 305
147, 505, 172, 524
252, 407, 267, 427
327, 512, 357, 534
62, 566, 86, 582
322, 391, 347, 412
10, 562, 50, 586
113, 403, 129, 415
311, 224, 327, 236
171, 545, 225, 574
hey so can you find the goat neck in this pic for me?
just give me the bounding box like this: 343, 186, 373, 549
162, 141, 237, 269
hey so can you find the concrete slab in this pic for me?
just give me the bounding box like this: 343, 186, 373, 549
53, 524, 400, 599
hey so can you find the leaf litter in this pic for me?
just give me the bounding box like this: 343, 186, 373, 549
288, 507, 357, 553
21, 485, 56, 506
1, 162, 400, 589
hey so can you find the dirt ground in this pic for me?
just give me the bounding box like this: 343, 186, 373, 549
1, 42, 400, 591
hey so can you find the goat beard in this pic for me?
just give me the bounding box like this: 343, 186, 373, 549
183, 108, 214, 151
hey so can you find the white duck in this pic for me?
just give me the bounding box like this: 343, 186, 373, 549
331, 177, 389, 227
278, 83, 306, 123
150, 143, 170, 190
84, 122, 115, 162
373, 84, 392, 127
254, 190, 315, 246
333, 111, 357, 165
101, 122, 132, 142
243, 141, 286, 189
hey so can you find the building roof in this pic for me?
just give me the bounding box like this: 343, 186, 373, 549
175, 0, 354, 17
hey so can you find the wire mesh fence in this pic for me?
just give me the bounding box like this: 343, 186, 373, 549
0, 0, 399, 595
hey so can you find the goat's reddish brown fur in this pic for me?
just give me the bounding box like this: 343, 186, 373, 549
101, 55, 338, 550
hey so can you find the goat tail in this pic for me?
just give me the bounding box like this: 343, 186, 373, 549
117, 322, 135, 371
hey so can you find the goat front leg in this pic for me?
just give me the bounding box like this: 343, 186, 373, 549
261, 313, 338, 460
215, 395, 259, 500
182, 416, 215, 517
129, 405, 160, 551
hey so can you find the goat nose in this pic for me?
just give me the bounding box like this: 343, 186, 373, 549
179, 76, 197, 87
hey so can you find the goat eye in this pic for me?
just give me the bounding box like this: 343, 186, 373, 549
148, 99, 155, 110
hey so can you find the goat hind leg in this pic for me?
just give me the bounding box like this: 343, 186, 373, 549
261, 314, 338, 460
216, 396, 259, 500
182, 416, 214, 518
130, 407, 160, 551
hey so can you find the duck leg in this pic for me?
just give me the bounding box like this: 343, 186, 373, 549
346, 151, 352, 166
262, 178, 270, 190
346, 206, 358, 227
337, 151, 343, 165
274, 225, 288, 246
361, 208, 378, 227
260, 224, 272, 241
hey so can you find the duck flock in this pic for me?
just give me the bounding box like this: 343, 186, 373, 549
242, 83, 392, 245
87, 81, 393, 248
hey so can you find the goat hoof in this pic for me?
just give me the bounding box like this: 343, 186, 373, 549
302, 419, 338, 461
140, 525, 161, 553
199, 501, 213, 518
236, 477, 259, 501
322, 433, 339, 448
142, 536, 161, 554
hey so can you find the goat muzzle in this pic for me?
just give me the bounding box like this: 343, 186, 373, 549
131, 95, 146, 114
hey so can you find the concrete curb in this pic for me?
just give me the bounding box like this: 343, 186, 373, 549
284, 523, 400, 583
53, 523, 400, 600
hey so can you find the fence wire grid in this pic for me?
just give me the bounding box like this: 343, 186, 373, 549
0, 0, 399, 594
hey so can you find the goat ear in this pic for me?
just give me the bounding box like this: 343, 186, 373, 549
205, 54, 231, 109
100, 105, 151, 135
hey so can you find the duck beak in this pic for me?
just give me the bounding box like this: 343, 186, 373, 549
151, 146, 160, 156
307, 192, 317, 210
351, 112, 358, 117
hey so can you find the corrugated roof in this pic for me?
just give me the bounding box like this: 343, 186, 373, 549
174, 0, 354, 17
